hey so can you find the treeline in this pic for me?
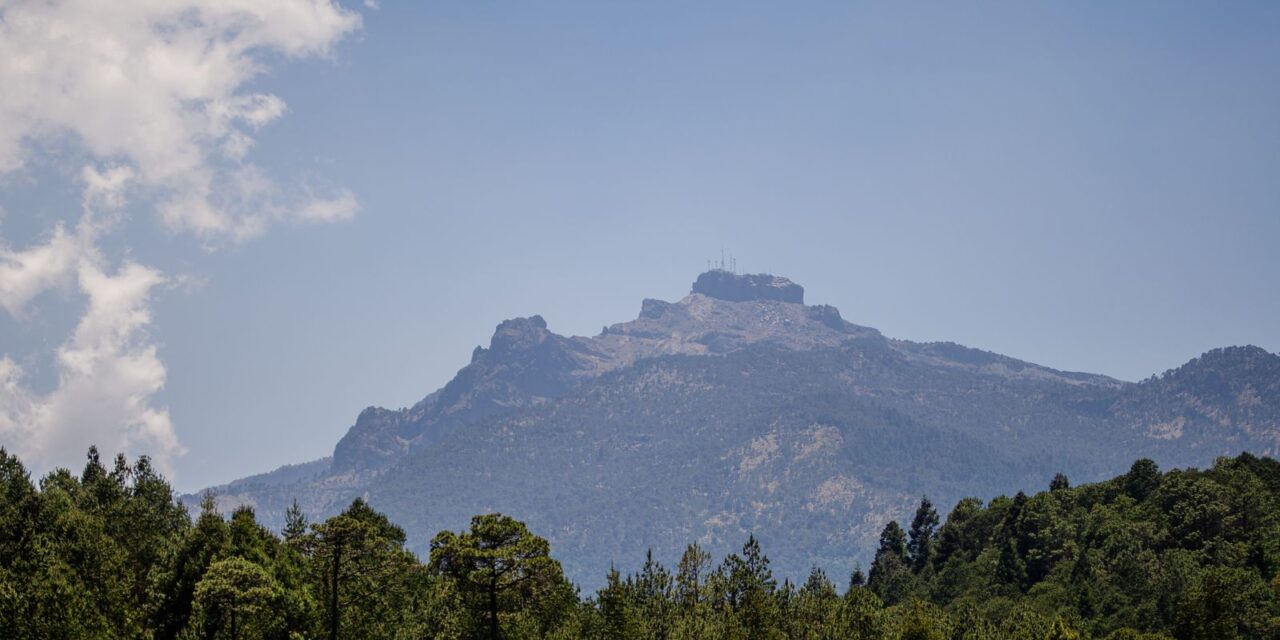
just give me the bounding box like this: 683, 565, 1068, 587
2, 448, 1279, 639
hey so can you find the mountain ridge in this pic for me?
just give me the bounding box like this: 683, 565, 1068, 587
331, 270, 1122, 473
197, 270, 1280, 587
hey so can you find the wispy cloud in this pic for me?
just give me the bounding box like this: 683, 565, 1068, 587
0, 255, 177, 474
0, 0, 365, 476
0, 0, 362, 241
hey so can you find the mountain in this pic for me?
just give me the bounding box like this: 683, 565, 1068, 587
198, 271, 1280, 588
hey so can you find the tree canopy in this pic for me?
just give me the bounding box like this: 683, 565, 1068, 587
2, 446, 1279, 639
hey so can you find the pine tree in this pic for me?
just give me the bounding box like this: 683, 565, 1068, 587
189, 557, 283, 639
867, 521, 912, 605
907, 496, 940, 573
304, 499, 417, 640
1124, 459, 1161, 501
153, 489, 229, 639
675, 542, 711, 610
848, 564, 866, 590
935, 497, 985, 567
721, 535, 779, 638
597, 566, 635, 640
283, 500, 308, 541
995, 492, 1030, 591
428, 513, 569, 640
802, 566, 835, 598
634, 549, 674, 638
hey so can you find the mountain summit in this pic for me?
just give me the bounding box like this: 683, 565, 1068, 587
202, 271, 1279, 587
332, 271, 874, 472
692, 269, 805, 303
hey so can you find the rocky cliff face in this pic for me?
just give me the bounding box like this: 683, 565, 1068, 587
332, 315, 600, 472
201, 271, 1280, 588
692, 270, 805, 303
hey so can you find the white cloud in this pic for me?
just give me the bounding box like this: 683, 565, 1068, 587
0, 0, 362, 241
0, 223, 87, 316
0, 0, 365, 477
0, 241, 181, 475
297, 189, 360, 224
81, 165, 135, 211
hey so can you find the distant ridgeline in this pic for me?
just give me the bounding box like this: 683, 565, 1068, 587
5, 447, 1280, 639
196, 270, 1280, 589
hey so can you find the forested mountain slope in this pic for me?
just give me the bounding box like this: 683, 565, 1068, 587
200, 271, 1280, 587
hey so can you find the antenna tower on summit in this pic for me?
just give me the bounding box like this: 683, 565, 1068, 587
707, 249, 738, 274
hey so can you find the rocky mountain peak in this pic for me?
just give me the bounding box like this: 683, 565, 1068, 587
475, 315, 552, 362
1153, 345, 1280, 385
1189, 345, 1277, 368
691, 270, 804, 304
1154, 345, 1280, 393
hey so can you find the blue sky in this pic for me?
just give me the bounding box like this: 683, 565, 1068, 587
1, 1, 1278, 491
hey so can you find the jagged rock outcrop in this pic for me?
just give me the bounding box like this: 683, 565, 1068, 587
331, 314, 600, 472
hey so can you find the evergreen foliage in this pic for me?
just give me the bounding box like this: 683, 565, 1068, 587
2, 446, 1279, 638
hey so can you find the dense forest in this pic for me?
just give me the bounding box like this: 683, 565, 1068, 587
2, 447, 1279, 639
